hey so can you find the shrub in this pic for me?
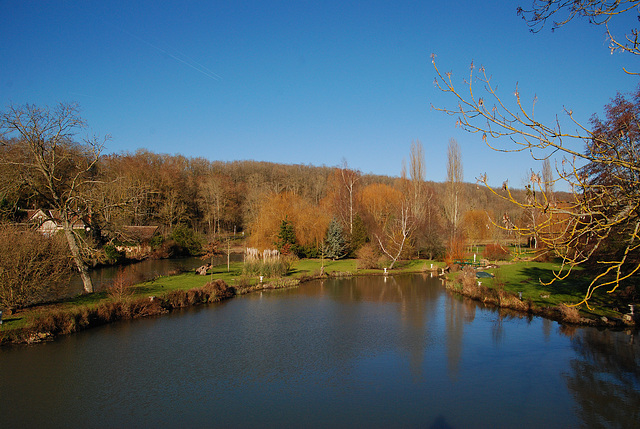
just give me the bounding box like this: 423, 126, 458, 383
170, 225, 203, 256
129, 296, 166, 318
102, 244, 125, 264
31, 310, 77, 335
0, 224, 73, 311
558, 304, 581, 324
460, 266, 478, 294
165, 289, 189, 308
356, 243, 380, 269
484, 243, 510, 261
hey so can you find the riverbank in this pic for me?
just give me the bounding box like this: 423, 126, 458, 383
2, 258, 637, 345
445, 263, 639, 329
0, 259, 435, 345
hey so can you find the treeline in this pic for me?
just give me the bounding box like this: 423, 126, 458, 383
3, 145, 540, 259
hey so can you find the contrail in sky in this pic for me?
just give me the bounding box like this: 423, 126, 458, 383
115, 24, 222, 82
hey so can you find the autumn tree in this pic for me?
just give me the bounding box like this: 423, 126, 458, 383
248, 191, 330, 256
0, 103, 107, 293
432, 1, 640, 306
444, 138, 464, 241
360, 183, 414, 268
463, 210, 491, 243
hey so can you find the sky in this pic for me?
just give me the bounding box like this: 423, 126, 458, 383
1, 1, 637, 190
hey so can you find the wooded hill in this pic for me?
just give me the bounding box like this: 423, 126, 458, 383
2, 145, 556, 260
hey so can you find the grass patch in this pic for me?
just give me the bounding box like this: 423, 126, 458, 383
467, 260, 634, 319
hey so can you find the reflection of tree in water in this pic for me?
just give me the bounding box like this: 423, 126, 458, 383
564, 329, 640, 427
445, 295, 477, 380
393, 274, 442, 379
309, 274, 444, 380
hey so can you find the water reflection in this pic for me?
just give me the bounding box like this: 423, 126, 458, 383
565, 328, 640, 427
1, 274, 638, 428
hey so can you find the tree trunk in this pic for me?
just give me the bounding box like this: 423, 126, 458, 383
62, 221, 94, 293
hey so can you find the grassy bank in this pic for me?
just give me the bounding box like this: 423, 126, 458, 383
0, 258, 439, 345
2, 256, 635, 345
446, 261, 639, 327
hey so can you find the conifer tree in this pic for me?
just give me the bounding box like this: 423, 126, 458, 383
324, 218, 347, 260
276, 218, 298, 256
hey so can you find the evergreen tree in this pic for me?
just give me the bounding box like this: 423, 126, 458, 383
348, 214, 368, 256
276, 218, 298, 256
324, 218, 347, 260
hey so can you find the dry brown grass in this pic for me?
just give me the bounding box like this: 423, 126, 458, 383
557, 304, 581, 324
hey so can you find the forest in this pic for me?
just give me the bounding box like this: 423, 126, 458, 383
0, 116, 536, 266
0, 102, 547, 303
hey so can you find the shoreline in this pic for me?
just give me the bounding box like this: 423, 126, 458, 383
2, 262, 638, 346
444, 277, 639, 330
0, 277, 304, 347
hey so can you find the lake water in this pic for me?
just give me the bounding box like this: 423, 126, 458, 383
1, 274, 638, 428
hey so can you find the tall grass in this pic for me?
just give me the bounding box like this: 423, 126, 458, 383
243, 259, 291, 277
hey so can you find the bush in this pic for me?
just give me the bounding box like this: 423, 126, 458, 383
202, 279, 234, 300
102, 244, 125, 264
484, 243, 510, 261
170, 225, 203, 256
356, 243, 381, 269
0, 224, 73, 311
558, 304, 581, 324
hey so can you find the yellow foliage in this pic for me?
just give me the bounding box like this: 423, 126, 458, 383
248, 192, 330, 250
359, 183, 403, 231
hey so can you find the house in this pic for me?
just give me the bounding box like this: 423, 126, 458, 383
115, 225, 160, 259
26, 209, 86, 236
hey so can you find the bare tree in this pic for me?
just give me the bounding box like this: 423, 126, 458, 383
409, 140, 426, 219
0, 103, 107, 293
375, 203, 415, 269
432, 1, 640, 306
340, 160, 361, 235
444, 138, 464, 240
198, 173, 227, 236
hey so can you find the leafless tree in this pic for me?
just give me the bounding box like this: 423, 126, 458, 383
0, 103, 108, 293
432, 1, 640, 307
444, 138, 464, 240
340, 160, 361, 235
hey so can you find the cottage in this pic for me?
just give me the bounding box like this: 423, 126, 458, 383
26, 209, 86, 236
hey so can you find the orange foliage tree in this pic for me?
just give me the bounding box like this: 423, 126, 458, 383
248, 192, 330, 253
463, 210, 491, 243
360, 183, 414, 268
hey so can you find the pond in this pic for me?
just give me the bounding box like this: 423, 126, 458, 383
1, 274, 638, 428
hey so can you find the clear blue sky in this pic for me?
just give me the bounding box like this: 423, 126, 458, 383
1, 1, 636, 189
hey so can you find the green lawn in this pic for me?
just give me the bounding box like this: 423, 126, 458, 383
469, 260, 631, 318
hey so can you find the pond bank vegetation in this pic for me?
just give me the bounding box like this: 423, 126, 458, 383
446, 265, 639, 329
1, 257, 638, 346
